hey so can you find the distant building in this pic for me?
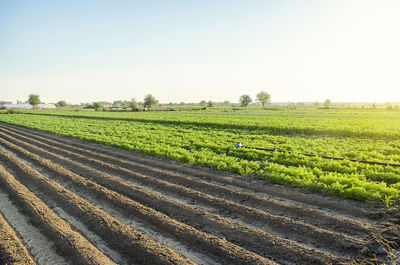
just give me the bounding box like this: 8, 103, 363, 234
0, 101, 13, 105
2, 103, 32, 109
100, 102, 113, 108
38, 103, 56, 109
1, 103, 56, 109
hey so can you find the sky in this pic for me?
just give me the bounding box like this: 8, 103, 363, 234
1, 0, 400, 104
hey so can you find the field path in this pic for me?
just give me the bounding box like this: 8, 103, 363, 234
0, 122, 399, 264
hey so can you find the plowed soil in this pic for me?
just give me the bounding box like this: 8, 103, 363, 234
0, 122, 399, 265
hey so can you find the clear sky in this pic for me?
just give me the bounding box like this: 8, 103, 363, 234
1, 0, 399, 104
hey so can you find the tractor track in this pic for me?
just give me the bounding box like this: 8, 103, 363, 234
0, 123, 399, 264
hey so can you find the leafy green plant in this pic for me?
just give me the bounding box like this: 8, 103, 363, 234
0, 109, 399, 206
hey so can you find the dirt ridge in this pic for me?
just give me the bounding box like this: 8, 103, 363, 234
0, 211, 35, 265
0, 164, 116, 265
0, 128, 366, 259
0, 124, 373, 236
0, 123, 398, 264
0, 137, 274, 265
0, 150, 196, 265
0, 129, 384, 256
0, 134, 342, 264
0, 122, 383, 220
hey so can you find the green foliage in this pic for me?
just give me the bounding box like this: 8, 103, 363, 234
144, 94, 158, 109
128, 98, 139, 111
56, 100, 68, 107
0, 109, 399, 206
239, 95, 252, 107
28, 94, 41, 108
92, 102, 104, 111
256, 91, 271, 108
0, 109, 20, 114
323, 99, 331, 109
112, 99, 139, 109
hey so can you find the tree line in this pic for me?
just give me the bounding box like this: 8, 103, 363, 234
239, 91, 271, 107
22, 93, 399, 111
26, 91, 272, 110
92, 94, 158, 111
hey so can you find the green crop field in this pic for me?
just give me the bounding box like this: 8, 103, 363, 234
1, 108, 399, 206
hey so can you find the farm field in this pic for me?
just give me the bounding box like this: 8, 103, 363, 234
3, 0, 400, 263
0, 122, 399, 264
0, 109, 400, 205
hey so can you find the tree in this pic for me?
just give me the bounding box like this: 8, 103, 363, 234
93, 102, 103, 111
207, 101, 214, 107
128, 98, 139, 111
28, 94, 40, 108
323, 99, 331, 109
239, 95, 252, 107
256, 91, 271, 108
144, 94, 158, 109
113, 100, 123, 107
121, 101, 130, 108
56, 100, 67, 107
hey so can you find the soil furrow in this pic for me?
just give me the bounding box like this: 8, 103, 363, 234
0, 149, 196, 265
0, 129, 372, 257
19, 165, 216, 265
0, 210, 35, 265
0, 122, 383, 222
0, 123, 398, 265
46, 205, 130, 265
0, 164, 115, 265
0, 190, 68, 265
0, 138, 276, 265
0, 124, 373, 237
6, 144, 220, 265
4, 138, 346, 264
0, 125, 380, 264
61, 189, 221, 265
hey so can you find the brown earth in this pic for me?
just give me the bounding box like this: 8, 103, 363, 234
0, 211, 35, 265
0, 122, 399, 264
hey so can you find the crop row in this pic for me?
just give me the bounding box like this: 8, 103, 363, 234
13, 111, 400, 162
4, 123, 400, 264
22, 109, 400, 139
0, 112, 399, 205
